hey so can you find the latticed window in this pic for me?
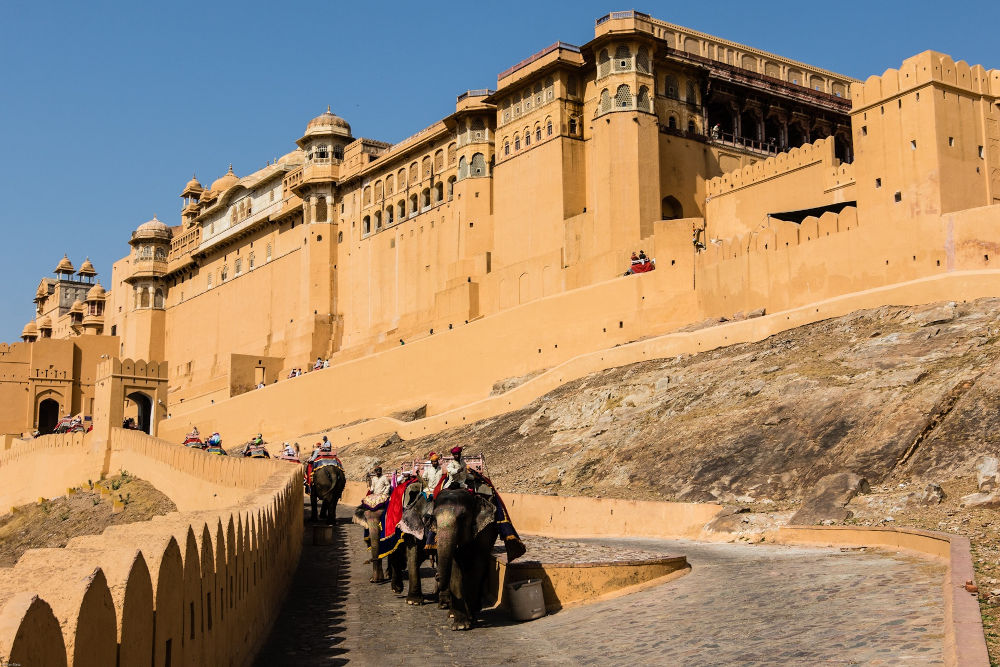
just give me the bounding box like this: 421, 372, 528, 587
544, 76, 554, 101
636, 47, 650, 74
616, 84, 632, 108
422, 156, 432, 179
614, 44, 631, 72
568, 75, 578, 96
536, 125, 542, 141
637, 86, 651, 112
470, 153, 486, 177
686, 81, 697, 104
374, 181, 383, 200
664, 75, 679, 99
154, 247, 166, 261
600, 89, 612, 114
472, 118, 485, 143
386, 175, 394, 195
598, 49, 610, 78
523, 89, 531, 112
398, 169, 407, 188
207, 273, 213, 287
458, 156, 469, 180
504, 140, 510, 155
249, 252, 255, 269
534, 82, 542, 106
363, 186, 371, 205
447, 143, 456, 165
409, 163, 418, 183
235, 258, 242, 275
514, 135, 520, 150
266, 243, 272, 262
221, 265, 228, 281
524, 128, 530, 146
434, 150, 444, 170
547, 119, 553, 136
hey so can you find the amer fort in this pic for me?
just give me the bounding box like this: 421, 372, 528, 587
1, 8, 999, 666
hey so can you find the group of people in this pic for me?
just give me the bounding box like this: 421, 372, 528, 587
286, 357, 331, 380
305, 436, 343, 491
180, 427, 280, 458
624, 249, 655, 275
362, 445, 471, 509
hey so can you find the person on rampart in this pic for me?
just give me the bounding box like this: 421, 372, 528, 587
445, 446, 469, 490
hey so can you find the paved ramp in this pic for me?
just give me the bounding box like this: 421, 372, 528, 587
257, 506, 945, 665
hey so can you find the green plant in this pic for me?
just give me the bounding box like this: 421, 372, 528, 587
92, 497, 101, 506
111, 478, 123, 491
59, 511, 70, 521
87, 479, 94, 490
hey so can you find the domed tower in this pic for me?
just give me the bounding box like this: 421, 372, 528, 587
20, 321, 38, 343
123, 216, 171, 359
297, 107, 352, 165
180, 174, 204, 228
53, 255, 75, 280
37, 315, 52, 339
77, 257, 97, 283
82, 283, 106, 335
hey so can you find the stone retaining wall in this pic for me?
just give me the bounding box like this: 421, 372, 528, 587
0, 429, 303, 667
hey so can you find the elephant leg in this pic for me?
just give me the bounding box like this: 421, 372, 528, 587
368, 517, 387, 583
390, 548, 405, 594
310, 492, 318, 522
449, 556, 472, 631
406, 541, 424, 605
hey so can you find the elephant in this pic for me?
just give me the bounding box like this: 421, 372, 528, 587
310, 464, 346, 524
432, 488, 500, 630
393, 481, 437, 605
353, 502, 393, 583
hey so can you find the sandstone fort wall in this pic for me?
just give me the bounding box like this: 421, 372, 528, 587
0, 429, 302, 667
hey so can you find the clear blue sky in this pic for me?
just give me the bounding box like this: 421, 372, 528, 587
1, 0, 997, 341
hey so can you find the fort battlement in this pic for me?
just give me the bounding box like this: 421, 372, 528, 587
705, 137, 852, 197
0, 429, 302, 666
852, 51, 1000, 109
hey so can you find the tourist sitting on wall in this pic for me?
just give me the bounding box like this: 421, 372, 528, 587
322, 358, 330, 369
314, 357, 323, 370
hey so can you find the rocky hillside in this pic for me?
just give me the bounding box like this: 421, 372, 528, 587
341, 298, 1000, 503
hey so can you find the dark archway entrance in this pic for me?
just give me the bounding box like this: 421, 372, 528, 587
126, 392, 153, 434
661, 196, 683, 220
38, 398, 59, 435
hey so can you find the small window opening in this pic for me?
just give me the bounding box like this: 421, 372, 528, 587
894, 191, 902, 202
979, 146, 985, 158
948, 137, 954, 147
910, 140, 917, 150
875, 178, 881, 188
861, 126, 867, 136
619, 321, 623, 328
936, 260, 941, 266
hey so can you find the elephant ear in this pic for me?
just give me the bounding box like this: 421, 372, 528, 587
398, 495, 427, 540
475, 496, 497, 536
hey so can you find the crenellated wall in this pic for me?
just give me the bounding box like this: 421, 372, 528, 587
0, 429, 303, 667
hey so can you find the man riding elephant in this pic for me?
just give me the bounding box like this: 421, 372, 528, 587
205, 432, 226, 455
310, 458, 346, 525
352, 465, 396, 584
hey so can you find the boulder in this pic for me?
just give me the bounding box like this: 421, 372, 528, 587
789, 472, 870, 525
677, 488, 718, 503
961, 491, 1000, 509
379, 432, 403, 449
388, 405, 427, 422
912, 482, 946, 505
976, 456, 999, 493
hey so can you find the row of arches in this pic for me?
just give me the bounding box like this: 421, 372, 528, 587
662, 75, 698, 105
502, 118, 555, 155
706, 101, 852, 161
597, 85, 652, 115
500, 77, 556, 124
362, 144, 457, 206
133, 285, 164, 310
361, 178, 456, 235
597, 44, 651, 79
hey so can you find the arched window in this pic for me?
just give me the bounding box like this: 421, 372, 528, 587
385, 174, 394, 195
374, 180, 383, 200
615, 84, 632, 108
397, 200, 406, 219
544, 76, 554, 101
614, 44, 631, 72
685, 81, 697, 105
374, 210, 382, 229
409, 193, 418, 214
234, 258, 242, 275
668, 116, 677, 129
535, 125, 542, 141
386, 206, 394, 224
664, 75, 679, 99
409, 162, 418, 183
637, 86, 650, 112
221, 265, 228, 282
688, 119, 697, 133
471, 117, 486, 143
333, 145, 344, 159
337, 231, 343, 243
636, 47, 650, 73
249, 251, 255, 269
398, 168, 407, 188
422, 156, 432, 179
458, 156, 469, 179
362, 216, 371, 234
569, 118, 577, 135
470, 153, 486, 177
315, 197, 328, 222
546, 119, 553, 136
504, 140, 510, 156
524, 128, 531, 146
154, 288, 163, 308
154, 247, 166, 261
598, 49, 610, 78
421, 188, 431, 209
568, 75, 578, 96
363, 186, 371, 205
534, 82, 543, 106
514, 135, 520, 150
447, 142, 457, 165
434, 149, 444, 171
434, 182, 444, 203
447, 176, 456, 200
600, 89, 611, 114
266, 243, 272, 262
140, 288, 150, 307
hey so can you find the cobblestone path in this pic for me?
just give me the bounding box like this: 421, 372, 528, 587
257, 506, 946, 665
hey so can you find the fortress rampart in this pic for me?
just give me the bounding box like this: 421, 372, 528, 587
852, 51, 1000, 109
0, 429, 302, 667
